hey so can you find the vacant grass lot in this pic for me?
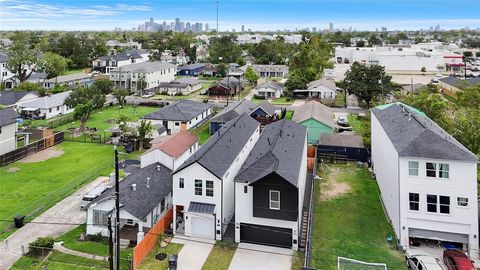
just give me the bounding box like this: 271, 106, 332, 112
0, 142, 113, 238
202, 242, 237, 270
11, 251, 109, 270
310, 164, 405, 270
54, 106, 158, 132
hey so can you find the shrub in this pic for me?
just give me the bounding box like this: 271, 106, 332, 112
175, 92, 184, 96
29, 237, 55, 256
87, 233, 108, 243
253, 94, 266, 100
286, 97, 291, 102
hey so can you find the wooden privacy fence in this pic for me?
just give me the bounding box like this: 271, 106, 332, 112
0, 132, 64, 167
133, 208, 173, 269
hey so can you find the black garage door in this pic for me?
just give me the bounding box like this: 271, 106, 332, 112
240, 223, 292, 248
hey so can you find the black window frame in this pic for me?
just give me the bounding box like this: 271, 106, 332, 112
409, 193, 419, 211
194, 179, 202, 196
179, 178, 184, 189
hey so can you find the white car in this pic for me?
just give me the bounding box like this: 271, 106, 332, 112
337, 116, 349, 127
405, 251, 443, 270
80, 185, 109, 210
142, 92, 155, 98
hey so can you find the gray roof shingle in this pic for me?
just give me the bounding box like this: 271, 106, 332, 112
252, 101, 276, 116
92, 162, 172, 221
20, 91, 72, 109
438, 77, 480, 87
0, 107, 20, 126
235, 119, 307, 186
210, 99, 257, 123
143, 100, 213, 122
292, 100, 335, 128
0, 91, 38, 106
174, 113, 260, 179
178, 63, 206, 71
372, 103, 478, 162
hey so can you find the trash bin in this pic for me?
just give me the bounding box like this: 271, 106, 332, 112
14, 215, 25, 228
168, 255, 178, 270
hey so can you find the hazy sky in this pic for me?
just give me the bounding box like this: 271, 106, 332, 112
1, 0, 479, 31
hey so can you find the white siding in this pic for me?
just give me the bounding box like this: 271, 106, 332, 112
0, 122, 17, 155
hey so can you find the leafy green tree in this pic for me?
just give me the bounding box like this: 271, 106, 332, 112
65, 86, 105, 132
136, 119, 153, 151
356, 40, 366, 47
456, 84, 480, 109
112, 88, 129, 107
93, 79, 114, 95
117, 114, 131, 134
463, 51, 473, 58
251, 39, 292, 65
451, 108, 480, 155
208, 34, 242, 64
216, 63, 228, 77
15, 81, 44, 92
342, 62, 392, 107
7, 32, 40, 82
244, 66, 259, 85
186, 45, 197, 63
367, 34, 382, 46
402, 91, 449, 127
39, 52, 67, 79
289, 35, 333, 82
284, 72, 308, 96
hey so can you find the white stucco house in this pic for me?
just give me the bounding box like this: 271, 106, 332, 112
371, 102, 479, 258
0, 108, 20, 155
19, 91, 74, 119
252, 81, 284, 99
171, 113, 261, 240
234, 120, 308, 250
142, 100, 213, 133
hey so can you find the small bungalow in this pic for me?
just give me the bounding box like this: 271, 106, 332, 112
293, 78, 336, 99
203, 64, 218, 77
292, 100, 335, 144
143, 99, 213, 133
43, 73, 92, 89
252, 81, 284, 99
158, 77, 203, 96
209, 99, 257, 134
19, 91, 74, 119
250, 101, 279, 125
208, 77, 241, 97
177, 63, 206, 76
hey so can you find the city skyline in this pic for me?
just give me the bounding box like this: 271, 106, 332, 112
1, 0, 480, 31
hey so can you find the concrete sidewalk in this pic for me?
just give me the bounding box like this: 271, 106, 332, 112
0, 177, 109, 270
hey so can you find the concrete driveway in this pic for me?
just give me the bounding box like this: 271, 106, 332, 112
229, 243, 292, 270
171, 236, 214, 270
0, 176, 110, 270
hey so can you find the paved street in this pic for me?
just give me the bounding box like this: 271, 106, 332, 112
229, 243, 292, 270
0, 177, 110, 270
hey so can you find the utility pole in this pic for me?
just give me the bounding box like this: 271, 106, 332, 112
114, 146, 120, 270
108, 217, 113, 270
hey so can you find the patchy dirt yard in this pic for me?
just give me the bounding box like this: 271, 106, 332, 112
319, 166, 352, 200
19, 147, 65, 163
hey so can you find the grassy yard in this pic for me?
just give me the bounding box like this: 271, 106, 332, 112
251, 96, 294, 105
137, 239, 183, 270
61, 68, 90, 76
310, 163, 405, 270
54, 106, 158, 132
285, 111, 294, 120
0, 142, 113, 239
333, 91, 346, 107
11, 251, 109, 270
192, 120, 211, 145
347, 113, 371, 147
202, 242, 237, 270
56, 225, 133, 259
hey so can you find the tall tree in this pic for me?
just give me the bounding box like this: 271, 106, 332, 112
112, 88, 129, 107
7, 32, 40, 82
39, 52, 67, 79
367, 34, 382, 46
208, 34, 242, 64
284, 72, 308, 96
244, 66, 259, 85
136, 119, 153, 151
93, 79, 114, 95
289, 35, 333, 82
342, 62, 392, 107
65, 86, 105, 132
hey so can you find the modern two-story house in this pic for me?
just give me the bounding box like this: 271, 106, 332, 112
234, 120, 308, 250
171, 113, 261, 240
371, 102, 479, 258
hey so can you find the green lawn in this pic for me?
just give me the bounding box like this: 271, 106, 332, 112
0, 142, 113, 239
11, 251, 109, 270
61, 68, 90, 76
251, 96, 294, 105
285, 111, 294, 120
202, 242, 237, 270
310, 164, 405, 270
333, 91, 346, 107
57, 225, 133, 259
192, 120, 212, 145
347, 114, 371, 147
137, 240, 183, 270
54, 106, 158, 133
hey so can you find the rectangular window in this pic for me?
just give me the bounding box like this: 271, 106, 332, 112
457, 197, 468, 207
194, 179, 202, 196
409, 193, 419, 211
439, 163, 449, 179
179, 178, 184, 189
244, 186, 248, 194
206, 181, 214, 197
408, 161, 419, 176
175, 122, 179, 126
269, 190, 280, 210
426, 163, 436, 177
439, 196, 450, 214
93, 210, 109, 226
49, 108, 52, 113
426, 194, 437, 213
160, 198, 166, 213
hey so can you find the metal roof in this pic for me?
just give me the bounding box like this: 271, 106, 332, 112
188, 202, 215, 214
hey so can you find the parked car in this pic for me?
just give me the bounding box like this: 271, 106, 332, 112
431, 78, 439, 83
337, 116, 349, 127
142, 92, 155, 98
80, 185, 109, 209
443, 249, 475, 270
405, 251, 443, 270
